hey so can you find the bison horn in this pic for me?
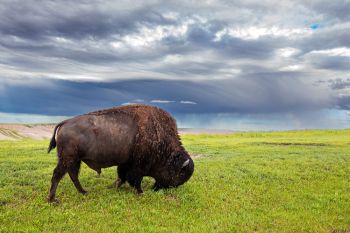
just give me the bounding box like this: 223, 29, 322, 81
182, 159, 190, 168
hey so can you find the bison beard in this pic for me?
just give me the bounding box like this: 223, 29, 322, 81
47, 104, 194, 203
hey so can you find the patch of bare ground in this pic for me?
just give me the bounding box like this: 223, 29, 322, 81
190, 153, 204, 159
252, 142, 330, 146
329, 227, 350, 233
0, 124, 55, 140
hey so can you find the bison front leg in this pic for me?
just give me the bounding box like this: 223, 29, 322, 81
68, 161, 87, 195
114, 164, 129, 188
126, 169, 143, 194
152, 182, 161, 191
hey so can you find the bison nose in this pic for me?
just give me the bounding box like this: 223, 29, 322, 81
182, 159, 190, 168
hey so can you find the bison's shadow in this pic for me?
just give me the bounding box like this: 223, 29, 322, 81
106, 176, 156, 193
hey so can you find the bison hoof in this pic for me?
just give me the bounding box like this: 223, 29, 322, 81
47, 196, 59, 204
153, 184, 160, 191
80, 190, 88, 195
135, 189, 143, 195
115, 179, 125, 188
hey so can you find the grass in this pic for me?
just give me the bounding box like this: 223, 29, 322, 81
0, 130, 349, 232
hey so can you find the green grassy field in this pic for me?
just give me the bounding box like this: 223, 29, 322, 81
0, 130, 349, 232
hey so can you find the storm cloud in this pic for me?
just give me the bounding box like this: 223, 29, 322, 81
0, 0, 349, 129
0, 74, 333, 116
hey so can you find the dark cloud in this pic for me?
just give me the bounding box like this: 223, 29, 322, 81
311, 55, 350, 71
0, 1, 174, 40
0, 75, 333, 116
305, 0, 350, 21
336, 96, 350, 110
297, 27, 350, 54
0, 0, 349, 129
0, 0, 306, 67
0, 0, 348, 70
216, 35, 282, 59
329, 78, 350, 90
155, 60, 229, 76
184, 22, 285, 59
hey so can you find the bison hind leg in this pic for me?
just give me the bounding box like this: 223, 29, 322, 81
48, 161, 68, 203
68, 161, 87, 195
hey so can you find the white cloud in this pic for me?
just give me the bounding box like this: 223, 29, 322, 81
309, 47, 350, 57
215, 26, 312, 41
150, 100, 175, 103
121, 99, 144, 105
279, 65, 304, 71
276, 47, 300, 58
121, 102, 137, 105
111, 21, 190, 50
180, 100, 197, 104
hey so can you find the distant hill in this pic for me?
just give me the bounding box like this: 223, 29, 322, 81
0, 124, 55, 140
0, 124, 234, 140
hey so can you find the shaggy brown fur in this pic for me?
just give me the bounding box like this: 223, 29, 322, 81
47, 104, 194, 202
88, 104, 184, 160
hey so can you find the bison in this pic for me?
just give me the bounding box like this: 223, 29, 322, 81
47, 104, 194, 202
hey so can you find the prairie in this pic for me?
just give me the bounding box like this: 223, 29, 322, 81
0, 130, 349, 232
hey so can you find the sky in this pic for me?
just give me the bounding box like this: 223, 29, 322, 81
0, 0, 350, 130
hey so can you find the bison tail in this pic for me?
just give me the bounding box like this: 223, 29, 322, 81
48, 121, 65, 153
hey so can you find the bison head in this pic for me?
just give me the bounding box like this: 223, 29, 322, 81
153, 151, 194, 190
